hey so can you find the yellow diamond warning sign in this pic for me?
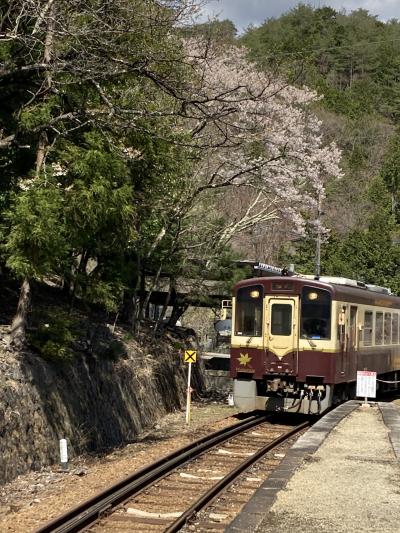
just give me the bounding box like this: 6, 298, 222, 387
184, 350, 197, 363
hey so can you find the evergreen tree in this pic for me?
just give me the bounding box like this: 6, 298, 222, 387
380, 129, 400, 221
284, 179, 400, 294
0, 2, 342, 347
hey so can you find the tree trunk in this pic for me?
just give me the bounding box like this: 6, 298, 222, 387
168, 300, 189, 327
9, 6, 54, 351
392, 191, 397, 216
140, 264, 162, 321
153, 277, 175, 336
137, 266, 146, 316
130, 254, 142, 334
9, 278, 31, 349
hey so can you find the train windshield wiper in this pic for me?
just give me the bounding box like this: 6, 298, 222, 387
303, 334, 317, 348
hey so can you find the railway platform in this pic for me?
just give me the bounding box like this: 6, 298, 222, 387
227, 401, 400, 533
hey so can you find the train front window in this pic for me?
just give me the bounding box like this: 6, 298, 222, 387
235, 285, 263, 337
271, 304, 292, 336
301, 287, 331, 340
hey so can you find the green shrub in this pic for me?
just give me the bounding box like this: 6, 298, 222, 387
101, 339, 127, 360
28, 309, 78, 362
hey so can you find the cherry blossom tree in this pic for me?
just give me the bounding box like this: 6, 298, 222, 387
154, 42, 342, 261
143, 42, 342, 326
0, 1, 342, 338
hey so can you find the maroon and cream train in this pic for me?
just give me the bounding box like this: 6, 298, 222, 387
230, 275, 400, 414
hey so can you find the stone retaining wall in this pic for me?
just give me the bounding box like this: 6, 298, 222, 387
0, 334, 200, 484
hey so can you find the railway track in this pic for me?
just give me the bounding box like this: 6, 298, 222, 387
35, 415, 309, 533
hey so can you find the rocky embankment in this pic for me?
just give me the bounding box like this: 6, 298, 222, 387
0, 325, 201, 484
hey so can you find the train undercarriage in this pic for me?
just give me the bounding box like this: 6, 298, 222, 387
233, 377, 333, 415
234, 369, 400, 415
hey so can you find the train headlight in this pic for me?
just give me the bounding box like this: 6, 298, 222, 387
307, 291, 318, 301
250, 290, 260, 298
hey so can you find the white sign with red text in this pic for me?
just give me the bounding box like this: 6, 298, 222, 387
356, 370, 377, 399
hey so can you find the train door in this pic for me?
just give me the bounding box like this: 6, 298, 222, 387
265, 297, 298, 371
338, 305, 346, 377
349, 307, 358, 350
347, 305, 358, 375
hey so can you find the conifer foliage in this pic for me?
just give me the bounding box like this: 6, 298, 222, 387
243, 4, 400, 287
0, 1, 341, 346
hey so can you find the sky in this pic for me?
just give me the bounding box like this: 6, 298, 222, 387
198, 1, 400, 32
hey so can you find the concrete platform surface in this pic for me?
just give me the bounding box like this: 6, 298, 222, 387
227, 401, 400, 533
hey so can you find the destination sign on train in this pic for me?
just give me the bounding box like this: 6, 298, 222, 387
255, 262, 283, 274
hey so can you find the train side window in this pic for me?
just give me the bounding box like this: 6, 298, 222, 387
363, 311, 373, 346
384, 313, 392, 345
235, 285, 263, 337
375, 312, 383, 345
393, 313, 399, 344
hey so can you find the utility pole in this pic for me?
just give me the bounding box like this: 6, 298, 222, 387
315, 191, 322, 280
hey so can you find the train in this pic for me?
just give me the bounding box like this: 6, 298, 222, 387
230, 271, 400, 414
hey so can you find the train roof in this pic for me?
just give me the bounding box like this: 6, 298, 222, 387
234, 276, 400, 308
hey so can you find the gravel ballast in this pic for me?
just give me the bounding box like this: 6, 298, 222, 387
0, 403, 238, 532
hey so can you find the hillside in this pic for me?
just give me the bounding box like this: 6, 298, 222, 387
240, 5, 400, 289
0, 282, 202, 484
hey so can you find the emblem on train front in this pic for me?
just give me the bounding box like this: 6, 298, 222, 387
238, 353, 252, 366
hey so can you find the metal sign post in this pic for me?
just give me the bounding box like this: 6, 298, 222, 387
184, 350, 197, 425
186, 361, 192, 425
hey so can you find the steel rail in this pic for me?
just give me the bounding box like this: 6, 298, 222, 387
165, 420, 310, 533
35, 414, 267, 533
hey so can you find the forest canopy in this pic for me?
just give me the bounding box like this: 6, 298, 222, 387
241, 3, 400, 292
1, 1, 399, 348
